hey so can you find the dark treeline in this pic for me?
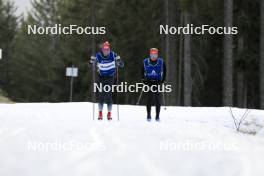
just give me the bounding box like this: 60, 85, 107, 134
0, 0, 264, 109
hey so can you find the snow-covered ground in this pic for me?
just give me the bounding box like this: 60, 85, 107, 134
0, 103, 264, 176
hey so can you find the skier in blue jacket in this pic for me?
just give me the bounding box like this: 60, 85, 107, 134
90, 41, 124, 120
142, 48, 166, 121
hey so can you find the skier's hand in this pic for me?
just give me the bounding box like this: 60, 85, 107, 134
116, 56, 124, 68
89, 56, 96, 64
115, 55, 121, 60
117, 61, 124, 68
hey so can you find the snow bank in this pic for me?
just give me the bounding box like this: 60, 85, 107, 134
0, 103, 263, 176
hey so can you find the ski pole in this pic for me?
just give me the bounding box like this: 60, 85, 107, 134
90, 56, 96, 121
115, 56, 123, 121
136, 89, 144, 105
92, 62, 95, 121
162, 83, 167, 110
162, 91, 167, 110
116, 66, 120, 121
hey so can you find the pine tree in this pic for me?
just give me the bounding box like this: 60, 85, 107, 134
0, 0, 17, 94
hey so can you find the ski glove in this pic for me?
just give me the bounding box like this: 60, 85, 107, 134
115, 56, 124, 68
89, 56, 96, 64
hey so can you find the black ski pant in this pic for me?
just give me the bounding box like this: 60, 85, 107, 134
145, 82, 161, 119
97, 76, 114, 111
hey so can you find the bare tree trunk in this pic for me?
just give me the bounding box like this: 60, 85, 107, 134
183, 10, 192, 106
164, 0, 171, 105
237, 73, 246, 107
223, 0, 234, 106
91, 0, 96, 102
177, 12, 184, 106
244, 82, 247, 108
237, 36, 247, 108
170, 2, 178, 105
260, 0, 264, 109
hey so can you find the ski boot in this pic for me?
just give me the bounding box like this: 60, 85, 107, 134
147, 115, 151, 122
107, 112, 112, 121
98, 111, 103, 120
155, 115, 160, 122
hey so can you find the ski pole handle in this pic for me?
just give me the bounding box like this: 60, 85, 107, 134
115, 56, 124, 68
90, 56, 96, 64
115, 55, 121, 60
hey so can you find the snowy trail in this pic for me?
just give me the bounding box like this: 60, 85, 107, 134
0, 103, 264, 176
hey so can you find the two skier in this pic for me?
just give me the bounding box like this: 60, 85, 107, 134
91, 42, 166, 121
90, 41, 124, 120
